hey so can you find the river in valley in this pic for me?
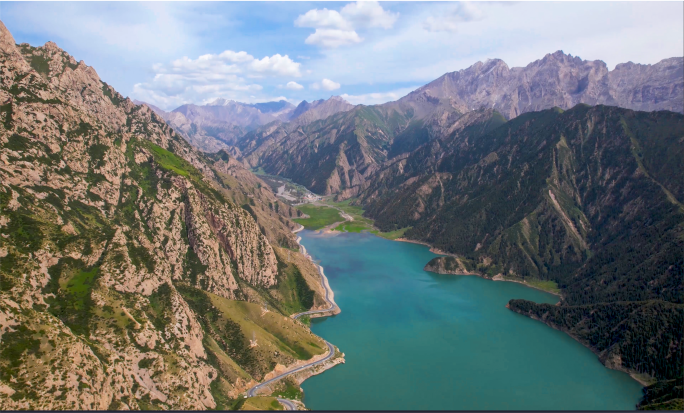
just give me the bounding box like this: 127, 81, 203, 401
298, 230, 643, 410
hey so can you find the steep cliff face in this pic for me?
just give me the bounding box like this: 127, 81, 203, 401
364, 105, 683, 291
0, 23, 327, 410
238, 106, 393, 195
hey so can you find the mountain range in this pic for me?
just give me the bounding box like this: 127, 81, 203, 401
229, 51, 683, 198
136, 95, 355, 154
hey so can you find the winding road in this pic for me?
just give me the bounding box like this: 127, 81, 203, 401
244, 223, 341, 407
276, 398, 296, 410
246, 340, 335, 398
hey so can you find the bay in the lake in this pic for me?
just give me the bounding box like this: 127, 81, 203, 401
298, 230, 643, 410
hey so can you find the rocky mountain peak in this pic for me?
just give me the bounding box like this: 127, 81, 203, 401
397, 51, 682, 119
207, 97, 235, 106
288, 95, 354, 125
0, 21, 15, 50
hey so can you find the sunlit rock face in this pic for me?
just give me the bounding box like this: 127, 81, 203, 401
0, 21, 320, 410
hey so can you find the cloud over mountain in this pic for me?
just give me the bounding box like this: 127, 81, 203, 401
296, 1, 398, 48
284, 81, 304, 90
423, 2, 484, 33
311, 79, 341, 91
133, 50, 301, 108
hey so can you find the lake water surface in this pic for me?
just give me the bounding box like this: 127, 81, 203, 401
298, 231, 643, 410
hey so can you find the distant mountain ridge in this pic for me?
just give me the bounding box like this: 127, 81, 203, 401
136, 96, 354, 153
289, 96, 355, 125
395, 51, 683, 119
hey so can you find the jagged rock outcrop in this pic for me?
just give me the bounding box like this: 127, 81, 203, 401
0, 22, 328, 410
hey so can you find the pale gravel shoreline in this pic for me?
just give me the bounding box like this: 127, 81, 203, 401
293, 225, 340, 316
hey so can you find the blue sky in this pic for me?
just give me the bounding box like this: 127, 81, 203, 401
2, 1, 682, 110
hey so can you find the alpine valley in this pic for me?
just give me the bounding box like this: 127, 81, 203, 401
1, 14, 683, 412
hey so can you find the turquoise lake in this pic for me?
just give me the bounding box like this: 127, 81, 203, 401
298, 231, 643, 410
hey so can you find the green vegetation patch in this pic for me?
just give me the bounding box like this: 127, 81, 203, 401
371, 227, 411, 240
205, 291, 326, 370
0, 323, 42, 400
293, 204, 343, 230
271, 379, 304, 401
4, 209, 43, 254
240, 396, 284, 411
326, 199, 410, 239
146, 143, 191, 177
5, 134, 31, 152
523, 279, 561, 295
26, 53, 51, 78
275, 258, 315, 314
101, 82, 124, 106
45, 258, 99, 336
64, 267, 99, 310
334, 221, 369, 233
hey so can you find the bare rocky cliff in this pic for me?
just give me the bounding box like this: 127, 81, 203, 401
0, 22, 329, 410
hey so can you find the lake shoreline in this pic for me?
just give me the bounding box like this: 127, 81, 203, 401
509, 305, 653, 388
395, 238, 562, 298
246, 225, 343, 407
395, 236, 646, 390
294, 227, 341, 317
300, 231, 642, 410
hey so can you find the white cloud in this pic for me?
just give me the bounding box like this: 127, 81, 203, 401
296, 1, 398, 48
310, 78, 341, 91
321, 79, 341, 90
133, 50, 302, 109
295, 8, 352, 30
250, 54, 302, 77
341, 86, 420, 105
305, 29, 363, 49
285, 81, 304, 90
341, 1, 399, 29
423, 2, 484, 33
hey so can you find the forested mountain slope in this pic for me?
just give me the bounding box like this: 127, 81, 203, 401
359, 103, 683, 405
0, 22, 330, 410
